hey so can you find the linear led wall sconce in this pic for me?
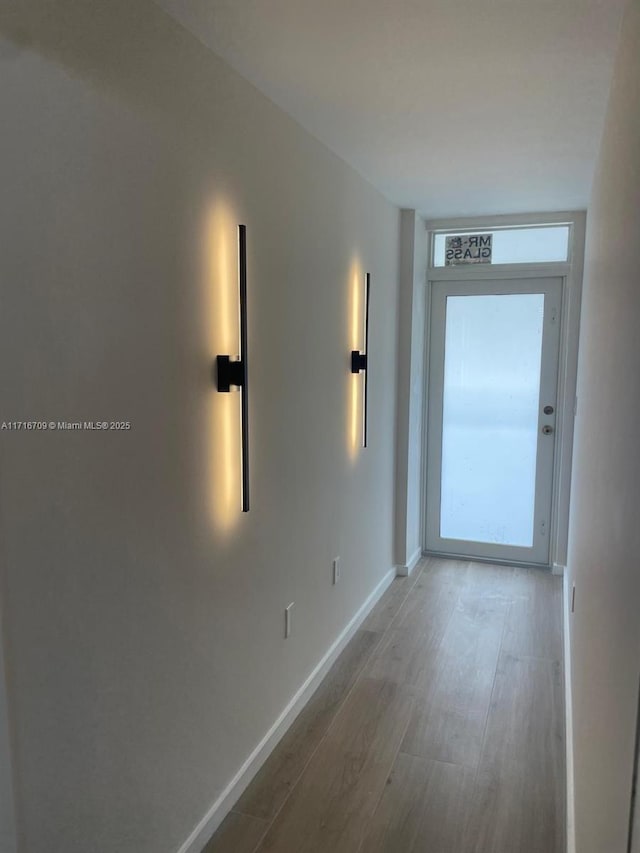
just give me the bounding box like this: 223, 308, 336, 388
215, 224, 250, 512
351, 272, 370, 448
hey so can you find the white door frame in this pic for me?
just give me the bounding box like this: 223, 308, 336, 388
426, 276, 562, 565
421, 211, 586, 570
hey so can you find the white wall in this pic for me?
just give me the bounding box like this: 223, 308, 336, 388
394, 210, 427, 571
567, 1, 640, 850
0, 3, 400, 851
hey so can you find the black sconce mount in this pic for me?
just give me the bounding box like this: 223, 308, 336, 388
350, 351, 367, 373
216, 356, 245, 392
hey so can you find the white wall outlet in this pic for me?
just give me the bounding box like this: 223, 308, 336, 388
332, 557, 341, 585
285, 602, 294, 638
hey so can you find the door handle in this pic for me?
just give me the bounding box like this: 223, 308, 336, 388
542, 425, 554, 435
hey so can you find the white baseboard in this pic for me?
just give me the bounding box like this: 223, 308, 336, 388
176, 567, 396, 853
395, 546, 423, 578
553, 562, 566, 576
563, 570, 575, 853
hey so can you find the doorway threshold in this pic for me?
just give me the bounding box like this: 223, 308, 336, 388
424, 549, 552, 572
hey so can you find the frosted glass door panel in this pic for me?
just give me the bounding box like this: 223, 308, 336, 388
440, 294, 544, 546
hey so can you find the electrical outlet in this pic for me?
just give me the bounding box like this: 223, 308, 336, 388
332, 557, 341, 585
285, 602, 294, 638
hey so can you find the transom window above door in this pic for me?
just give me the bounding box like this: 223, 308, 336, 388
432, 224, 571, 267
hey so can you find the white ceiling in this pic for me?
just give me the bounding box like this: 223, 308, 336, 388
155, 0, 625, 218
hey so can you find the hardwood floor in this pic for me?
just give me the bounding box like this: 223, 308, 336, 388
202, 812, 268, 853
203, 558, 565, 853
234, 629, 381, 822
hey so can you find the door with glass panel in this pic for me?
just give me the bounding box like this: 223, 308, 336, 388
425, 278, 562, 565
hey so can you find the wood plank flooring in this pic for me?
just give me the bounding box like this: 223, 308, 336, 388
202, 812, 268, 853
234, 629, 381, 822
203, 558, 565, 853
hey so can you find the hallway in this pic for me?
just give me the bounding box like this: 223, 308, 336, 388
206, 559, 564, 853
1, 2, 639, 850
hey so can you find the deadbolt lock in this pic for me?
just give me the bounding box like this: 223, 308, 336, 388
543, 405, 554, 415
542, 425, 554, 435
